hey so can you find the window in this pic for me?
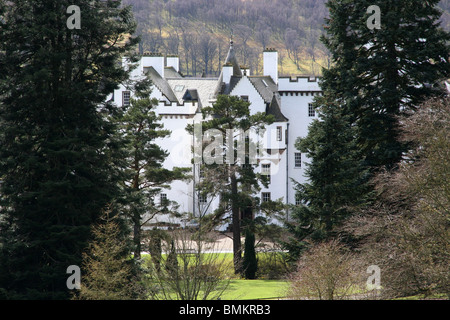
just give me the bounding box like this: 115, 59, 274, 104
160, 193, 168, 206
174, 85, 185, 92
294, 153, 302, 168
198, 166, 205, 179
295, 197, 302, 206
276, 126, 282, 141
308, 103, 315, 117
262, 163, 271, 184
240, 95, 249, 102
262, 192, 271, 202
198, 194, 207, 204
122, 91, 131, 106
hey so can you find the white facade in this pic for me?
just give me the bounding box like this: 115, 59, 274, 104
113, 43, 322, 229
278, 77, 321, 210
263, 49, 278, 84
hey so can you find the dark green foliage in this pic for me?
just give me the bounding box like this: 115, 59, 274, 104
284, 0, 450, 261
0, 0, 138, 299
147, 229, 164, 273
166, 239, 179, 276
321, 0, 450, 171
114, 77, 189, 260
186, 94, 276, 274
284, 96, 371, 261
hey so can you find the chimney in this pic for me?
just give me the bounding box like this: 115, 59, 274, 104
222, 62, 233, 85
166, 55, 180, 72
241, 65, 250, 76
141, 52, 164, 78
263, 48, 278, 84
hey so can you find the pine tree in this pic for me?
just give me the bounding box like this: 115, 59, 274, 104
326, 0, 450, 222
187, 94, 275, 274
321, 0, 450, 171
284, 95, 370, 261
285, 0, 450, 261
115, 77, 189, 260
0, 0, 138, 299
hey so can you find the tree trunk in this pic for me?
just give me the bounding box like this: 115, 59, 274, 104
133, 210, 141, 260
132, 166, 141, 260
230, 171, 242, 274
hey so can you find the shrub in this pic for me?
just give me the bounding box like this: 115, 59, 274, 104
287, 240, 364, 300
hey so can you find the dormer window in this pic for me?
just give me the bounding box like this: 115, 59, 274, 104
183, 89, 198, 101
174, 85, 185, 92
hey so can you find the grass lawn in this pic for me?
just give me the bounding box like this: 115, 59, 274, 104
221, 279, 289, 300
142, 252, 290, 300
394, 293, 449, 300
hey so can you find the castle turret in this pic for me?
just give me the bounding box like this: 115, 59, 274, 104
223, 39, 242, 79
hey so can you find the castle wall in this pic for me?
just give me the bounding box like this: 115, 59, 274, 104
113, 52, 324, 229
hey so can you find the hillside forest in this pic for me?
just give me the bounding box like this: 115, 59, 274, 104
124, 0, 450, 76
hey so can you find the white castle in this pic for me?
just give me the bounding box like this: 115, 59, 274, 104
111, 40, 322, 230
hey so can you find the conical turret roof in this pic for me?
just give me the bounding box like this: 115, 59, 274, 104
224, 39, 242, 77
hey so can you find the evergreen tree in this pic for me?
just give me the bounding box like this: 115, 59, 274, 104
0, 0, 138, 299
165, 239, 179, 277
115, 77, 189, 260
284, 95, 370, 261
321, 0, 450, 171
187, 94, 276, 274
285, 0, 450, 261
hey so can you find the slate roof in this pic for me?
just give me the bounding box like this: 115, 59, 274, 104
217, 75, 241, 95
144, 40, 287, 122
144, 66, 178, 102
212, 42, 287, 122
266, 94, 288, 122
167, 78, 218, 108
248, 76, 278, 104
214, 40, 243, 97
224, 40, 242, 77
164, 66, 182, 78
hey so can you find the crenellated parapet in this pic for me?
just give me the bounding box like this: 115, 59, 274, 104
155, 100, 198, 115
278, 76, 322, 93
